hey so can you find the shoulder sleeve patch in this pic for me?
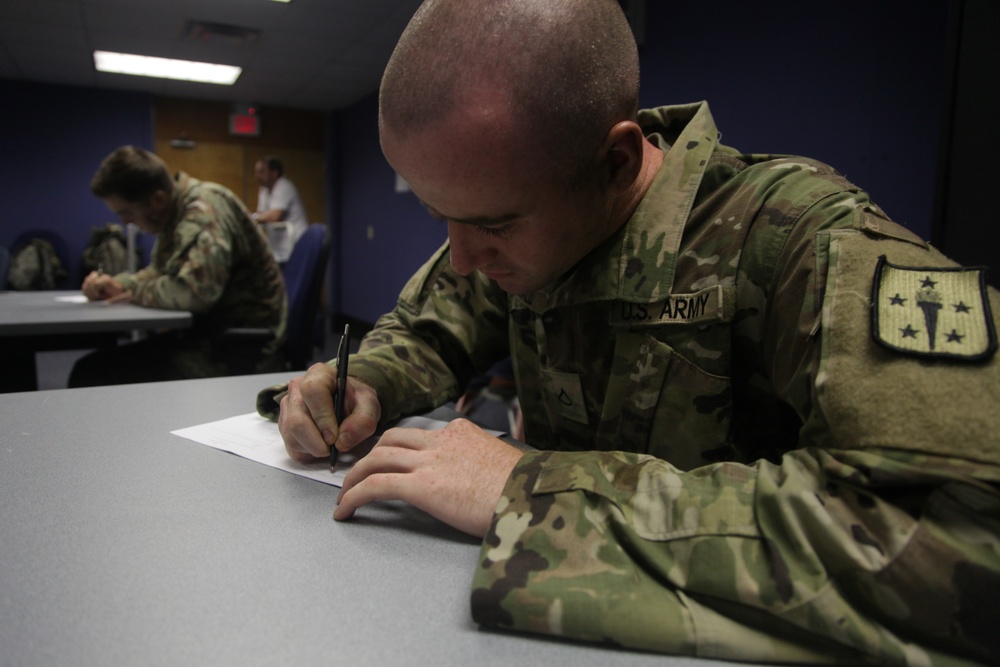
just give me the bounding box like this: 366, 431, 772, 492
871, 256, 997, 361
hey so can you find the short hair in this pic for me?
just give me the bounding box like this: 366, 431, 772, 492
379, 0, 640, 184
261, 155, 283, 176
90, 146, 174, 202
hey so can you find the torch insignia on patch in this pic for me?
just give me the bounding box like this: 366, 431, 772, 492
915, 282, 943, 350
871, 256, 997, 361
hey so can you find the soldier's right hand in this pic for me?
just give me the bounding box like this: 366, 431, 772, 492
81, 271, 126, 301
278, 362, 381, 463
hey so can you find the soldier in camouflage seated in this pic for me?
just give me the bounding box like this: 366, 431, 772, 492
71, 146, 287, 386
263, 1, 1000, 664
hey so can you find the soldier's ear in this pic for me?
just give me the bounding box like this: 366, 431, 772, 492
599, 121, 644, 193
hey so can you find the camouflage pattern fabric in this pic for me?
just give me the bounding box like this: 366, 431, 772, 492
256, 103, 1000, 664
7, 238, 67, 290
118, 173, 287, 368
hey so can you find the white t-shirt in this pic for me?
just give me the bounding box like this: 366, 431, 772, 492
257, 176, 309, 261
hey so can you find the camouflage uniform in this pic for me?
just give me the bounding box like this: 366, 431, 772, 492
260, 103, 1000, 664
80, 173, 287, 381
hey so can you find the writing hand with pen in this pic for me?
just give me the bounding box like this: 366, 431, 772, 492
81, 265, 133, 303
277, 325, 523, 538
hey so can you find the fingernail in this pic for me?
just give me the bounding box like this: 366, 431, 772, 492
323, 429, 336, 444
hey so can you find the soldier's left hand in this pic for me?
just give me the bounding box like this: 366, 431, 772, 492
334, 418, 524, 537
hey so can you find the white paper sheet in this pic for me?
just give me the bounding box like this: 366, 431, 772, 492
171, 412, 453, 487
54, 294, 90, 303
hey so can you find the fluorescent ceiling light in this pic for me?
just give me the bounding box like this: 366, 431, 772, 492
93, 50, 241, 85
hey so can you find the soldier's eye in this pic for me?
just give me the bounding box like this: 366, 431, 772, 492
475, 224, 512, 240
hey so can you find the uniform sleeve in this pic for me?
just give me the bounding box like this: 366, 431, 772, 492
128, 215, 234, 313
115, 264, 158, 292
473, 444, 1000, 664
472, 191, 1000, 664
347, 241, 511, 423
255, 241, 511, 422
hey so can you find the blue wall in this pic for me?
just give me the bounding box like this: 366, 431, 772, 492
336, 95, 448, 325
634, 0, 948, 238
1, 1, 951, 327
0, 80, 153, 284
334, 1, 951, 325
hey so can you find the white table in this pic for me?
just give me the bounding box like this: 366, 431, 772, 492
0, 290, 192, 391
0, 373, 742, 667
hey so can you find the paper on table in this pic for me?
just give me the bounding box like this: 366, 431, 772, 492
171, 412, 453, 487
54, 294, 90, 303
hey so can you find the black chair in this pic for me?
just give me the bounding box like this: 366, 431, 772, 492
221, 224, 330, 373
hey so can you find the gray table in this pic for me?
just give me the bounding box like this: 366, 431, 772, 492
0, 290, 192, 392
0, 374, 741, 667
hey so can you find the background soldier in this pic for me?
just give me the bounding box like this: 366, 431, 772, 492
74, 146, 287, 385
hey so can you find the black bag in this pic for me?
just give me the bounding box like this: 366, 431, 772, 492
8, 238, 68, 290
82, 223, 140, 277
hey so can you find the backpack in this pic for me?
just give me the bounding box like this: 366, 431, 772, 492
7, 238, 68, 290
82, 223, 140, 277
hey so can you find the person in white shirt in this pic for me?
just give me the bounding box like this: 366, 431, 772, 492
253, 156, 309, 262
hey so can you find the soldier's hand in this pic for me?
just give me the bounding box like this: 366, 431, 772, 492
334, 418, 524, 537
105, 289, 134, 304
278, 362, 380, 463
81, 271, 126, 301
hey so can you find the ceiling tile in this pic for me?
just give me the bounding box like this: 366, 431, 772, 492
0, 0, 421, 111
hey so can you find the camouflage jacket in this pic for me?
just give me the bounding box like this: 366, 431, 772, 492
117, 173, 287, 355
260, 103, 1000, 664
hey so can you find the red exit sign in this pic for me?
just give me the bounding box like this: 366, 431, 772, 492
229, 112, 260, 136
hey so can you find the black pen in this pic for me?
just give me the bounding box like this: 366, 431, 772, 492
332, 323, 350, 469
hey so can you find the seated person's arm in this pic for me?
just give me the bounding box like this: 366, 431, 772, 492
253, 208, 285, 224
128, 222, 231, 312
82, 264, 157, 303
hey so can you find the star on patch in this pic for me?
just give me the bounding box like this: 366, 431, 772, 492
871, 256, 997, 361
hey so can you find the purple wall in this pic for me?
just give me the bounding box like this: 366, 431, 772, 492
0, 1, 952, 326
335, 95, 448, 326
333, 1, 950, 326
635, 0, 948, 239
1, 80, 153, 284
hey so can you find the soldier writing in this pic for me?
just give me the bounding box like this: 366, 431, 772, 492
74, 146, 287, 385
263, 1, 1000, 664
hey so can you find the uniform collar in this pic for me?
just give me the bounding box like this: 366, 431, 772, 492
168, 171, 198, 227
511, 101, 719, 313
152, 171, 204, 239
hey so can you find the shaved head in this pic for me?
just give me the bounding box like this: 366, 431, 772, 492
379, 0, 640, 183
